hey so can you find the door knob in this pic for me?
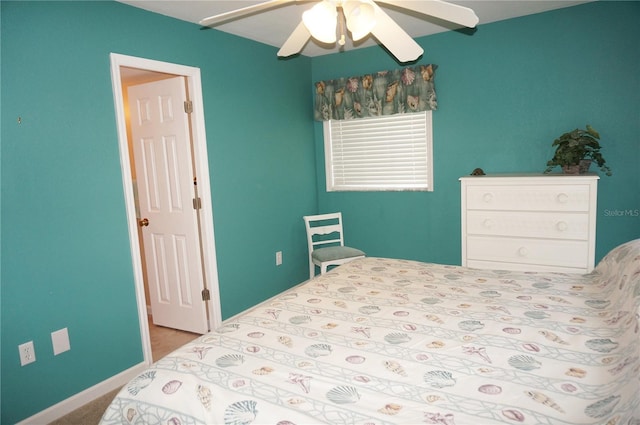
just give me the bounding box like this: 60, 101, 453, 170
138, 218, 149, 227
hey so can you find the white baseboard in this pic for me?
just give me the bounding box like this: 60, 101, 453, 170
17, 362, 148, 424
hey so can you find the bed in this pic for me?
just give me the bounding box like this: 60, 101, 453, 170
100, 239, 640, 425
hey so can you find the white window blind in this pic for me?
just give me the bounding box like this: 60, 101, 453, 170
324, 111, 433, 191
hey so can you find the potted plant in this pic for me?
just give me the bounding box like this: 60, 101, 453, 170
544, 125, 612, 176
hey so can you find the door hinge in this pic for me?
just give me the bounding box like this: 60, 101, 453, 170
192, 197, 202, 210
201, 288, 211, 301
184, 100, 193, 114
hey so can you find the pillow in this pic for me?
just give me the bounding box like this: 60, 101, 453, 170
594, 239, 640, 281
592, 239, 640, 306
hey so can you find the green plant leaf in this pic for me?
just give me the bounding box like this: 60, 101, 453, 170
586, 125, 600, 139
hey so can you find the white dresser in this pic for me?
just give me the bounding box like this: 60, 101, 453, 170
460, 174, 599, 273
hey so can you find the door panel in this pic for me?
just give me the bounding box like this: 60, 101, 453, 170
128, 76, 209, 334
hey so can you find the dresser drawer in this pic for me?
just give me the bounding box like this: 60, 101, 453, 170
465, 184, 592, 212
466, 211, 590, 240
465, 258, 587, 273
466, 236, 590, 270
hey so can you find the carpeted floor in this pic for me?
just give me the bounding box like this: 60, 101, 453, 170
49, 389, 122, 425
49, 318, 199, 424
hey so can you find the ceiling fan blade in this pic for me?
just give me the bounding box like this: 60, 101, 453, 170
277, 22, 312, 57
200, 0, 296, 26
369, 3, 424, 62
377, 0, 479, 28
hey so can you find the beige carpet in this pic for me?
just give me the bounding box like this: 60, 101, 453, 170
49, 319, 199, 424
49, 388, 122, 425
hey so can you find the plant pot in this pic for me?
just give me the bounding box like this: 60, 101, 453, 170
562, 164, 581, 175
579, 159, 592, 174
561, 160, 591, 175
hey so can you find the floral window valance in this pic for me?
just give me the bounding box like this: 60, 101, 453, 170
313, 64, 437, 121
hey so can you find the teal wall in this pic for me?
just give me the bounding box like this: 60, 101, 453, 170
1, 1, 639, 423
0, 1, 314, 422
311, 1, 640, 264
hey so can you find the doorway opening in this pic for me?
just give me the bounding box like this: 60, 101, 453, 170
110, 53, 222, 365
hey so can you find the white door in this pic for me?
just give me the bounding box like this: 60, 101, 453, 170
128, 76, 209, 334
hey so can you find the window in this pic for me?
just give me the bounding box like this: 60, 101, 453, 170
324, 111, 433, 192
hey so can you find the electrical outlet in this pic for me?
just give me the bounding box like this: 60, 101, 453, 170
276, 251, 283, 266
19, 341, 36, 366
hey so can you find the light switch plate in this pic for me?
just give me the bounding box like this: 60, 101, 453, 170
51, 328, 71, 355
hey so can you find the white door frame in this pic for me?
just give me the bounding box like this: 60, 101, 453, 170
110, 53, 222, 365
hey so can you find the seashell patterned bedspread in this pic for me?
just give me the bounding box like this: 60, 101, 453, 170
100, 239, 640, 425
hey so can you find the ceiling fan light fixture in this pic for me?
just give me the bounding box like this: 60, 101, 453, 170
202, 0, 478, 61
343, 1, 376, 41
302, 1, 338, 44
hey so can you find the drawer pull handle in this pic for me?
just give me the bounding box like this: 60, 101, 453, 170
483, 219, 494, 228
556, 221, 568, 231
517, 247, 528, 257
482, 193, 493, 203
556, 193, 569, 203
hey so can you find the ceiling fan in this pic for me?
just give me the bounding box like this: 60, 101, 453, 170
200, 0, 479, 63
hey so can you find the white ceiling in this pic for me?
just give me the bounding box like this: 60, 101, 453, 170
118, 0, 592, 57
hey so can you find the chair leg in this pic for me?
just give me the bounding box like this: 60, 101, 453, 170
321, 264, 328, 274
309, 263, 315, 280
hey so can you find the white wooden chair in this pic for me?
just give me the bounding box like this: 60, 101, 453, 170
303, 212, 365, 279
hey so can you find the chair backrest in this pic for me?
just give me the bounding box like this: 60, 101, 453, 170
303, 212, 345, 253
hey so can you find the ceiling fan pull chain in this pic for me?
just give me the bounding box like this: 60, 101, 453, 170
338, 6, 346, 46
